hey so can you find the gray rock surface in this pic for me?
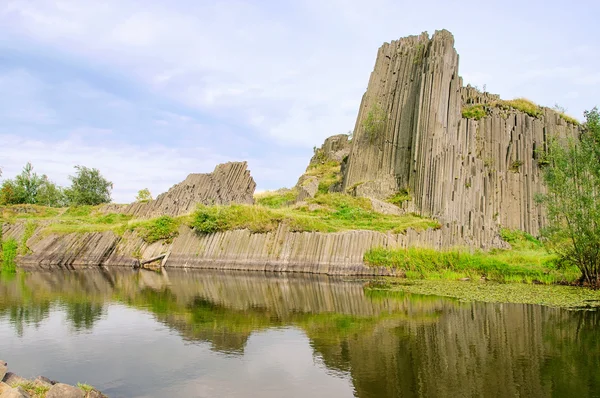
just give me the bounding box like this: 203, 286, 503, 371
0, 386, 30, 398
46, 383, 85, 398
33, 376, 53, 388
0, 383, 11, 395
369, 198, 403, 216
310, 134, 351, 163
1, 373, 28, 387
296, 176, 319, 202
341, 30, 580, 247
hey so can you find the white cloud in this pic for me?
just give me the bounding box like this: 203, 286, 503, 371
1, 0, 599, 201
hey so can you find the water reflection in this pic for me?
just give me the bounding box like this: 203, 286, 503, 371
0, 269, 598, 398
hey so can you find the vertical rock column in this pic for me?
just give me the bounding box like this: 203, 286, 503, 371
343, 32, 433, 197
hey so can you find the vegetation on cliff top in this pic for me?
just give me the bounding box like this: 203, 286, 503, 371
461, 104, 487, 120
191, 193, 439, 234
255, 189, 298, 208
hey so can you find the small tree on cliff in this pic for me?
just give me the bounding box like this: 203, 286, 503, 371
64, 166, 113, 206
539, 107, 600, 286
135, 188, 152, 203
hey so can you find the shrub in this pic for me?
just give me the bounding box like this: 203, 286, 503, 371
1, 238, 18, 272
462, 104, 487, 120
362, 103, 387, 144
387, 190, 412, 207
135, 216, 180, 243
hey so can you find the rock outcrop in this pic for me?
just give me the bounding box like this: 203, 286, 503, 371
103, 161, 256, 218
341, 30, 580, 245
0, 362, 105, 398
294, 134, 351, 201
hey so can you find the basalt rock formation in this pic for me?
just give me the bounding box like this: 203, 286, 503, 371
294, 134, 351, 202
340, 29, 580, 246
103, 161, 256, 218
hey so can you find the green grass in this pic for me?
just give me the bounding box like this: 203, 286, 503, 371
13, 382, 50, 398
304, 160, 342, 194
462, 104, 487, 120
190, 193, 440, 234
494, 98, 543, 118
41, 209, 133, 235
1, 238, 18, 272
558, 112, 580, 125
387, 190, 412, 206
19, 221, 37, 255
77, 383, 95, 393
255, 189, 298, 208
364, 241, 578, 285
131, 216, 180, 244
1, 204, 60, 220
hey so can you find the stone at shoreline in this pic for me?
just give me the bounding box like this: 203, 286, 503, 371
86, 389, 106, 398
1, 373, 28, 387
0, 382, 11, 394
46, 383, 85, 398
0, 361, 6, 381
0, 386, 31, 398
33, 376, 53, 388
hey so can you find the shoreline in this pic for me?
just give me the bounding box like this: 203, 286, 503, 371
1, 360, 106, 398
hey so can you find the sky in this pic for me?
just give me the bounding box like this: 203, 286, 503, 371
0, 0, 598, 203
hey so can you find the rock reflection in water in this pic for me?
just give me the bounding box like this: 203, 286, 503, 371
0, 269, 598, 398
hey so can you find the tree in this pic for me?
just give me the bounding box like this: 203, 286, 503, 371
135, 188, 152, 203
0, 162, 47, 205
539, 107, 600, 287
36, 176, 67, 207
64, 166, 113, 206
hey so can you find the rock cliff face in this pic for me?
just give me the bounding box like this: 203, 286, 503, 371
3, 221, 475, 275
104, 161, 256, 218
341, 30, 580, 245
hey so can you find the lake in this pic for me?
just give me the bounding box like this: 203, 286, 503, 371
0, 269, 598, 397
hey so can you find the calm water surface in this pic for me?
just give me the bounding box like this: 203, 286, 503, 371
0, 269, 598, 397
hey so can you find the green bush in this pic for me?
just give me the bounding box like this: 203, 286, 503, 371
387, 190, 412, 207
135, 216, 180, 243
1, 238, 18, 272
191, 205, 282, 234
362, 103, 386, 143
461, 104, 487, 120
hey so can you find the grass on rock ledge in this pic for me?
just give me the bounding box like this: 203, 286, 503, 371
1, 194, 441, 244
191, 193, 440, 234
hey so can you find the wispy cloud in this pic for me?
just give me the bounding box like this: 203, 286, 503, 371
1, 0, 598, 201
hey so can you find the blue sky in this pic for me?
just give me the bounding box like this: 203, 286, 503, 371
0, 0, 598, 203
